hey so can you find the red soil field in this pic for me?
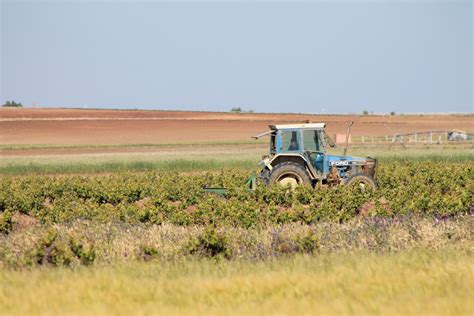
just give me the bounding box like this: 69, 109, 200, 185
1, 108, 472, 147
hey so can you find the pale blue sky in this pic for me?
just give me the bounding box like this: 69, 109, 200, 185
1, 0, 472, 113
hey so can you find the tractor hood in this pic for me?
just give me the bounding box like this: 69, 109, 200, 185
322, 155, 376, 175
326, 154, 373, 164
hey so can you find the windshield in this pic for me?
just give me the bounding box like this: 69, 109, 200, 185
302, 129, 320, 152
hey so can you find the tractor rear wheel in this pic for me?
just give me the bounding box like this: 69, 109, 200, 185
268, 162, 311, 188
344, 173, 377, 191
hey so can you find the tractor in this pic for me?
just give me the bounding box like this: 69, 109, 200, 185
204, 122, 377, 194
255, 123, 377, 189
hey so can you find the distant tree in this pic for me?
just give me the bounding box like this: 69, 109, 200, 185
362, 110, 369, 115
230, 107, 242, 113
2, 100, 23, 107
390, 111, 396, 116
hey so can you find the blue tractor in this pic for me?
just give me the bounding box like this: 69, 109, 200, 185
204, 122, 377, 195
254, 123, 377, 189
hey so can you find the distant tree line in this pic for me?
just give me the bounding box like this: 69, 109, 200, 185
230, 107, 254, 113
2, 100, 23, 107
362, 110, 396, 116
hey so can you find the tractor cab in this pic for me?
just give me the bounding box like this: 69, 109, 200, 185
268, 123, 327, 174
255, 123, 377, 188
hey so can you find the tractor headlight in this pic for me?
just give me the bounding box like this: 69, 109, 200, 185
259, 156, 270, 167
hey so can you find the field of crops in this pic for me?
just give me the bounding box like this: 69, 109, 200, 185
1, 161, 472, 225
0, 159, 472, 266
1, 149, 473, 315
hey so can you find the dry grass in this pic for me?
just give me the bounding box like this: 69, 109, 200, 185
0, 250, 472, 315
2, 217, 472, 268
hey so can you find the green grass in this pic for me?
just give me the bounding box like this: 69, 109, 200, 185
0, 140, 266, 151
0, 158, 257, 175
0, 249, 471, 315
1, 146, 472, 175
0, 146, 263, 175
329, 147, 474, 162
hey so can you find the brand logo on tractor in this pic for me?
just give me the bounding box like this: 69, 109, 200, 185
330, 160, 351, 166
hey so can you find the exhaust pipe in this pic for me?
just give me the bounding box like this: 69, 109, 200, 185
343, 121, 353, 156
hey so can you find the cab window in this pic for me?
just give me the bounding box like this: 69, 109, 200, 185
270, 133, 276, 153
280, 130, 300, 151
302, 129, 320, 152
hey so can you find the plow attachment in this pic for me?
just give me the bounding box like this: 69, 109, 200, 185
203, 174, 257, 196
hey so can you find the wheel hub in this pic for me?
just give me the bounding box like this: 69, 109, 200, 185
277, 175, 299, 188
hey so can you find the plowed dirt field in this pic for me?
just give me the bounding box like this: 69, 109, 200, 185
1, 108, 472, 156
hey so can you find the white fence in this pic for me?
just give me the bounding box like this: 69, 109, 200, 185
343, 131, 473, 145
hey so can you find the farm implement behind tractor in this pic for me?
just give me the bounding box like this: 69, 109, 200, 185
203, 122, 377, 195
203, 174, 257, 195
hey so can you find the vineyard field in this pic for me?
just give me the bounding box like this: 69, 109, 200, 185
0, 161, 472, 228
0, 159, 472, 269
0, 139, 472, 315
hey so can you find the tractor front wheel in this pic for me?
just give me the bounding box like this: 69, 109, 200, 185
268, 162, 311, 188
344, 173, 377, 191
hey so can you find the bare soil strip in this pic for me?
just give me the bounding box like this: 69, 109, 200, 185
1, 109, 472, 154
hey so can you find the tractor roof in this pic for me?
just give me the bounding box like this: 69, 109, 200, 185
252, 123, 327, 139
269, 123, 326, 130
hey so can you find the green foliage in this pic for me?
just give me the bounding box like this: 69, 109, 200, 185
32, 228, 69, 266
0, 211, 13, 235
0, 162, 471, 229
70, 237, 96, 266
2, 100, 23, 107
294, 230, 321, 254
141, 245, 159, 261
27, 228, 96, 267
185, 227, 233, 259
